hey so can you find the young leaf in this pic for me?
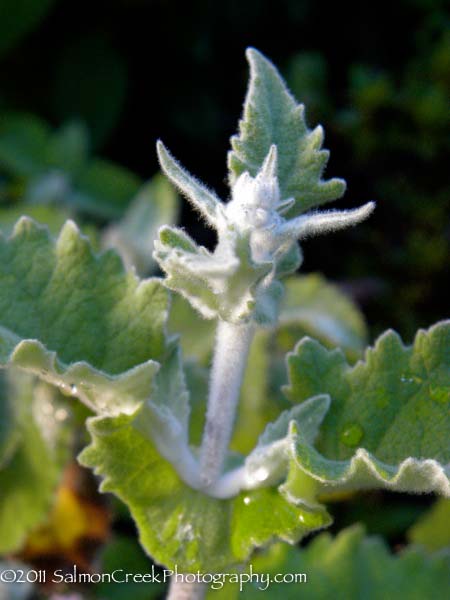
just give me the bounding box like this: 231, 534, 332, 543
228, 49, 346, 215
157, 52, 373, 327
155, 226, 274, 323
79, 410, 330, 573
283, 321, 450, 499
208, 525, 450, 599
0, 218, 168, 416
170, 273, 368, 365
157, 141, 223, 228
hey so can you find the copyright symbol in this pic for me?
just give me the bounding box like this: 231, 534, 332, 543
0, 569, 16, 583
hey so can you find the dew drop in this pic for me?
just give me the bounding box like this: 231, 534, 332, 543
243, 496, 251, 505
253, 467, 269, 482
340, 423, 364, 448
70, 384, 78, 395
298, 514, 305, 523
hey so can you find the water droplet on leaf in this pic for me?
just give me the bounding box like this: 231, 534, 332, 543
340, 423, 364, 448
253, 467, 269, 482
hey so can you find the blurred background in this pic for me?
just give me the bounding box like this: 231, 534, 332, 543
0, 2, 449, 598
0, 0, 448, 339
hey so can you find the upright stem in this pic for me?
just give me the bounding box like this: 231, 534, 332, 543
169, 320, 254, 600
199, 319, 255, 487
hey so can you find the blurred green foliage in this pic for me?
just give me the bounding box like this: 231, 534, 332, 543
286, 25, 449, 337
0, 1, 448, 596
0, 0, 447, 341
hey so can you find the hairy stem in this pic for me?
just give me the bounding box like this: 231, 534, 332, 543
199, 319, 255, 487
169, 321, 254, 600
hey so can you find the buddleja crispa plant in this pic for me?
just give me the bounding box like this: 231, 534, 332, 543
0, 48, 449, 600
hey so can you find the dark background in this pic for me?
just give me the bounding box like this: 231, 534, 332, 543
1, 0, 449, 338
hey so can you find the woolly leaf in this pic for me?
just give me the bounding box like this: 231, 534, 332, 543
155, 226, 274, 324
228, 48, 346, 215
0, 218, 168, 416
157, 141, 223, 228
79, 409, 330, 572
170, 273, 367, 365
283, 321, 450, 500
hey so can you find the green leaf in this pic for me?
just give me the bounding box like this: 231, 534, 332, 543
408, 498, 450, 552
0, 218, 168, 416
0, 371, 70, 553
228, 48, 346, 215
279, 274, 368, 359
103, 174, 180, 275
283, 321, 450, 499
157, 141, 222, 228
207, 525, 450, 599
169, 273, 368, 455
0, 203, 99, 249
241, 396, 331, 492
0, 217, 200, 503
79, 410, 330, 572
156, 225, 274, 324
170, 273, 367, 365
